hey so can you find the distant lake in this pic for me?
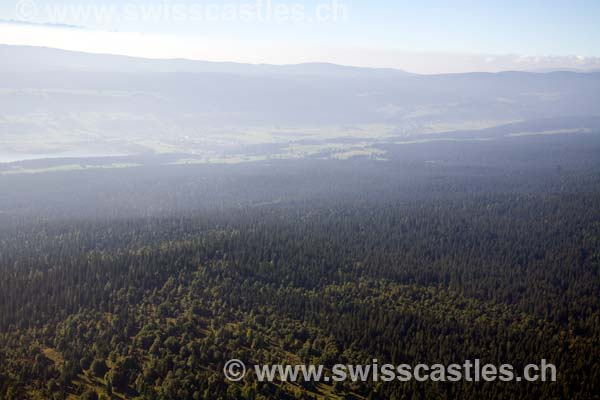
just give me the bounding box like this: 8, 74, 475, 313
0, 152, 129, 163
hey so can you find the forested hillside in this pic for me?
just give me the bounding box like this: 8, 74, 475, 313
1, 163, 599, 399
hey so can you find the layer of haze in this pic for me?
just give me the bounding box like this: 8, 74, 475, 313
1, 0, 599, 73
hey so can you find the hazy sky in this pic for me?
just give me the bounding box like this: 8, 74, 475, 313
1, 0, 599, 73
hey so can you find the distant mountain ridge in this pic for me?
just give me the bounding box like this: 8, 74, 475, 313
0, 45, 413, 78
1, 44, 599, 163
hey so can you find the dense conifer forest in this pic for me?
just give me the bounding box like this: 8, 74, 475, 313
1, 135, 600, 399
